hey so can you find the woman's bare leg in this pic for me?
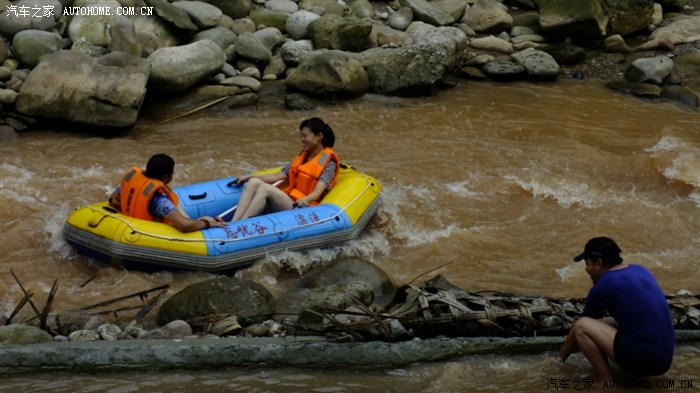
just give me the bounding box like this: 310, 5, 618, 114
233, 179, 294, 220
232, 178, 264, 221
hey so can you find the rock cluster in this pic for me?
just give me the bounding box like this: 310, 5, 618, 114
0, 0, 698, 132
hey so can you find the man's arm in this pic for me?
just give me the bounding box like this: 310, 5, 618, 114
164, 209, 224, 233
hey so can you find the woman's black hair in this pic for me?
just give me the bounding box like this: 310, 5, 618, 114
145, 153, 175, 181
300, 117, 335, 148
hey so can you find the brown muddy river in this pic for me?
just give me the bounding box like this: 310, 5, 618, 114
1, 79, 698, 392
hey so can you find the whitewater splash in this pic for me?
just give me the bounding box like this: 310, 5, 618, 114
646, 136, 700, 207
646, 136, 700, 187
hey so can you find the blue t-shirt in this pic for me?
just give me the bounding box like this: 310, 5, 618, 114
583, 264, 674, 360
114, 185, 176, 219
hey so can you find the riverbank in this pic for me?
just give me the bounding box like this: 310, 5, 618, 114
2, 331, 700, 374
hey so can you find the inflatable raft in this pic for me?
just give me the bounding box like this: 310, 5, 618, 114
63, 164, 382, 272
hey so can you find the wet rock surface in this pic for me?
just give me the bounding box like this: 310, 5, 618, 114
1, 0, 699, 132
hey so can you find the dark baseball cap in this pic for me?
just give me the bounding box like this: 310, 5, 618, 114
573, 236, 623, 262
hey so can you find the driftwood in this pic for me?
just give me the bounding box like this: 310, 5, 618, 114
297, 275, 700, 341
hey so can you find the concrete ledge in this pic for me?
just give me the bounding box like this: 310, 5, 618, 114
2, 331, 699, 374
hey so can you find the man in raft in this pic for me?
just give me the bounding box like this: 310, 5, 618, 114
109, 153, 226, 232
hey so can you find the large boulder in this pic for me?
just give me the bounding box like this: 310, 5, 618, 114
286, 49, 369, 95
603, 0, 653, 36
148, 39, 225, 93
538, 0, 608, 42
157, 277, 275, 325
16, 51, 149, 129
307, 14, 373, 52
276, 257, 398, 316
355, 44, 448, 95
0, 0, 63, 36
405, 22, 468, 70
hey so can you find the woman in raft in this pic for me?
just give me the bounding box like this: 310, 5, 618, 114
231, 117, 339, 221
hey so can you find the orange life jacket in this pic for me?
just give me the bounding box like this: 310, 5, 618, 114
284, 147, 339, 205
119, 166, 179, 222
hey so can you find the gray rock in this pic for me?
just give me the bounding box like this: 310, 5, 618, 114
399, 0, 454, 26
350, 0, 372, 19
145, 0, 198, 30
221, 75, 262, 91
0, 0, 63, 36
0, 89, 18, 104
263, 54, 287, 79
636, 15, 700, 51
172, 0, 223, 28
307, 14, 373, 52
661, 85, 699, 109
235, 32, 273, 63
369, 24, 408, 48
0, 66, 11, 81
67, 0, 120, 46
296, 281, 375, 329
280, 39, 314, 65
109, 15, 140, 57
287, 49, 369, 95
469, 35, 513, 54
298, 0, 347, 16
405, 22, 468, 69
191, 26, 238, 49
510, 48, 560, 79
462, 0, 513, 33
0, 39, 8, 64
624, 55, 674, 84
605, 0, 653, 36
149, 40, 225, 93
133, 15, 180, 56
388, 7, 413, 31
157, 277, 275, 325
285, 92, 319, 110
96, 324, 122, 341
68, 330, 101, 342
537, 0, 608, 42
254, 27, 286, 50
355, 44, 447, 95
278, 257, 397, 316
266, 0, 298, 13
510, 34, 545, 45
162, 320, 193, 338
16, 51, 149, 129
0, 324, 53, 345
285, 10, 321, 40
11, 29, 61, 68
482, 60, 526, 80
607, 80, 662, 97
200, 0, 251, 19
